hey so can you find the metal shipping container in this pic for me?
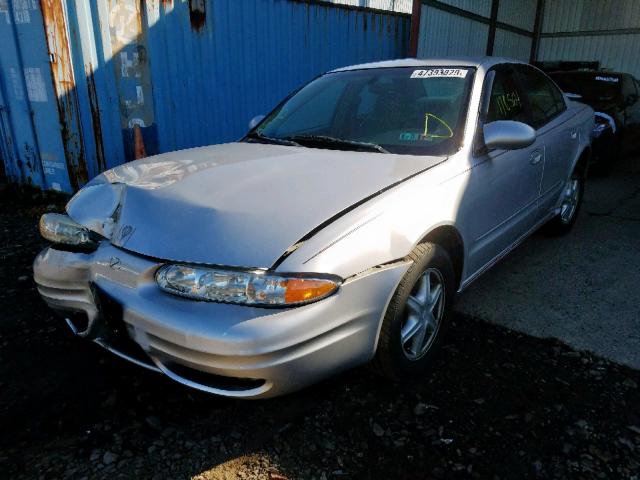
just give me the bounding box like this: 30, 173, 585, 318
0, 0, 410, 192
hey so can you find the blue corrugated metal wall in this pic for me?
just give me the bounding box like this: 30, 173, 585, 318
0, 0, 70, 191
0, 0, 409, 192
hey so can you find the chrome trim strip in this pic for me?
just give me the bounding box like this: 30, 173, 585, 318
65, 317, 80, 335
93, 339, 162, 373
148, 356, 273, 398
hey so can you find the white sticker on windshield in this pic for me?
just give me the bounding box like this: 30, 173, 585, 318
410, 68, 468, 79
595, 75, 619, 83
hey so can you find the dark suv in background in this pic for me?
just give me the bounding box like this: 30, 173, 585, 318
550, 70, 640, 174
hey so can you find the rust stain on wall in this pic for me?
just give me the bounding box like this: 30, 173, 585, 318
41, 0, 88, 190
22, 143, 37, 181
189, 0, 206, 31
0, 105, 19, 181
86, 65, 107, 173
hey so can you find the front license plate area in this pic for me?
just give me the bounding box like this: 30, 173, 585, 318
93, 286, 152, 365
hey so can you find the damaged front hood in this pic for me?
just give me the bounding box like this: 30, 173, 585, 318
67, 142, 440, 268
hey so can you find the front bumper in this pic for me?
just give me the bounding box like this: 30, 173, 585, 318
33, 243, 409, 398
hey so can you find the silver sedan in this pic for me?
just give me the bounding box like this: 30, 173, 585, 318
34, 57, 594, 398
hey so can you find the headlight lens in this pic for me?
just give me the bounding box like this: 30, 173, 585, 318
156, 264, 341, 307
39, 213, 97, 248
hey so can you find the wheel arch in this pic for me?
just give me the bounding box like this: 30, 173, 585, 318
417, 225, 465, 290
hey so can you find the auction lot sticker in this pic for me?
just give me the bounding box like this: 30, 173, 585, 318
411, 68, 468, 79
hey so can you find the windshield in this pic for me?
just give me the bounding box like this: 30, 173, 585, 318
250, 67, 475, 155
550, 72, 622, 102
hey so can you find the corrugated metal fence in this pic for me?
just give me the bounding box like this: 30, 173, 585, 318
414, 0, 640, 79
416, 0, 538, 61
539, 0, 640, 78
0, 0, 409, 192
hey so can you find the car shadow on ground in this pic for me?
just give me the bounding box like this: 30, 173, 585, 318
0, 189, 639, 480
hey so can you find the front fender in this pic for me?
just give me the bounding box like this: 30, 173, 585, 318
276, 169, 465, 278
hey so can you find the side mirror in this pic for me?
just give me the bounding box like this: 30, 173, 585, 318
483, 120, 536, 151
248, 115, 265, 130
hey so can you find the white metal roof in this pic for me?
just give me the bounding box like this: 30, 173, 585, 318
325, 0, 412, 14
330, 56, 525, 72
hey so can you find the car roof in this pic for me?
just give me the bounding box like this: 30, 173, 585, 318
550, 70, 626, 77
330, 56, 527, 73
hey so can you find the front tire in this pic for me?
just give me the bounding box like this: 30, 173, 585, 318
372, 243, 455, 381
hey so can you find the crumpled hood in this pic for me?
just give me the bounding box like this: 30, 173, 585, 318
67, 142, 441, 268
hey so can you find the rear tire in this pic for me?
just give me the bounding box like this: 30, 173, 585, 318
372, 243, 455, 381
544, 163, 585, 235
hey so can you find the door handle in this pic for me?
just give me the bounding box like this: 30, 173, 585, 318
570, 129, 578, 139
530, 151, 543, 165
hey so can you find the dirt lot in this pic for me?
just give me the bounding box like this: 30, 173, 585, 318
1, 180, 639, 479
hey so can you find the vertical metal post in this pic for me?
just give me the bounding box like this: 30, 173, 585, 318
529, 0, 545, 63
409, 0, 422, 57
486, 0, 500, 56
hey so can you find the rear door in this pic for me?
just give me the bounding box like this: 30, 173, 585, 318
516, 65, 577, 216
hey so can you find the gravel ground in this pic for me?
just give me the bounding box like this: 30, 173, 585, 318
0, 187, 639, 480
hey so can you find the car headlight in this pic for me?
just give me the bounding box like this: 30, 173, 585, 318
156, 264, 341, 307
39, 213, 97, 248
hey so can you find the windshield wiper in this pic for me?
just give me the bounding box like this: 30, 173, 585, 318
287, 134, 389, 153
246, 131, 300, 147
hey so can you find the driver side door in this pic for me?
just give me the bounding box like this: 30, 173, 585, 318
460, 65, 545, 278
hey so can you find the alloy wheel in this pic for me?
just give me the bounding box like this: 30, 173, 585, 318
400, 268, 445, 361
560, 176, 581, 224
